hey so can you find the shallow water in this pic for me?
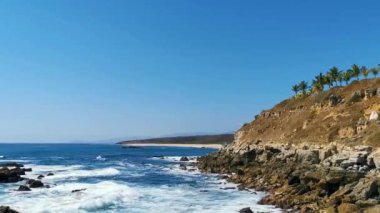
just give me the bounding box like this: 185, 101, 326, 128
0, 144, 280, 213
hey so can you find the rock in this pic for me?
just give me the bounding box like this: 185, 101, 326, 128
364, 205, 380, 213
0, 206, 19, 213
46, 173, 54, 176
71, 188, 86, 193
288, 175, 300, 185
329, 95, 341, 107
368, 151, 380, 169
179, 164, 187, 170
0, 167, 24, 183
0, 163, 24, 168
337, 203, 359, 213
17, 185, 31, 191
37, 175, 44, 179
27, 179, 44, 188
239, 207, 253, 213
369, 111, 379, 121
179, 157, 189, 161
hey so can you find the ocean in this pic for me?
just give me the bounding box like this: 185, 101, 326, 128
0, 144, 280, 213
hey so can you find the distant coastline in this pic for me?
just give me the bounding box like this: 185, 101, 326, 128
117, 134, 234, 149
122, 143, 224, 149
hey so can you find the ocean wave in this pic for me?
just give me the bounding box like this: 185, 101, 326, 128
3, 181, 137, 213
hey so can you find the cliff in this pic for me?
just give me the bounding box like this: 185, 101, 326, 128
198, 78, 380, 212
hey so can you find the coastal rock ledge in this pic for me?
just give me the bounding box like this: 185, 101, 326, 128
198, 142, 380, 212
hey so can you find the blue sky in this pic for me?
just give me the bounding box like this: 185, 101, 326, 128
0, 1, 379, 142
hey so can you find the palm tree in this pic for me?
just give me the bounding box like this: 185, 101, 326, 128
349, 64, 361, 80
298, 81, 308, 95
291, 84, 299, 96
361, 66, 369, 79
329, 67, 339, 86
342, 71, 351, 85
312, 79, 323, 92
314, 73, 325, 91
337, 71, 344, 86
372, 67, 379, 78
324, 74, 333, 88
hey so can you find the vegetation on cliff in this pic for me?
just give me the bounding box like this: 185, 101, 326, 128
292, 64, 380, 97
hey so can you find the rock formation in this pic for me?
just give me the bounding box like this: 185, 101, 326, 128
198, 79, 380, 212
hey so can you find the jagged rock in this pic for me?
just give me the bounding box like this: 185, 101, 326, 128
0, 206, 18, 213
364, 205, 380, 213
71, 188, 86, 193
179, 164, 187, 170
239, 207, 253, 213
27, 179, 44, 188
328, 95, 341, 107
17, 185, 31, 191
369, 111, 379, 121
368, 151, 380, 169
338, 203, 359, 213
179, 157, 189, 161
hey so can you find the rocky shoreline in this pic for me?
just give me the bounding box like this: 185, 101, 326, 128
198, 142, 380, 212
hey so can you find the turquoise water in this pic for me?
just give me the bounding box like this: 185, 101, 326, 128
0, 144, 279, 213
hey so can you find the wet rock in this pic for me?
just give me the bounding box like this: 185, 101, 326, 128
27, 179, 44, 188
17, 185, 31, 191
37, 175, 44, 179
71, 188, 86, 193
0, 206, 19, 213
180, 157, 189, 161
0, 167, 24, 183
46, 173, 54, 176
179, 164, 187, 170
239, 207, 253, 213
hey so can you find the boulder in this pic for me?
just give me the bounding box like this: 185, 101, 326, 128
37, 175, 44, 179
364, 205, 380, 213
46, 173, 54, 176
337, 203, 359, 213
239, 207, 253, 213
0, 206, 18, 213
369, 111, 379, 121
17, 185, 31, 191
27, 179, 44, 188
179, 157, 189, 162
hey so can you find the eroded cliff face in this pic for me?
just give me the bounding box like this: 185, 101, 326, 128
198, 79, 380, 212
232, 78, 380, 152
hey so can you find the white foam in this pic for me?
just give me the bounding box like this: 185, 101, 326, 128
44, 167, 120, 180
22, 165, 120, 181
96, 155, 106, 161
1, 181, 138, 213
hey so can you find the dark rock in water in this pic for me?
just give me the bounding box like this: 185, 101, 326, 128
199, 189, 208, 192
37, 175, 44, 179
179, 164, 187, 170
220, 187, 236, 190
220, 175, 229, 179
239, 207, 253, 213
23, 168, 32, 172
71, 188, 86, 193
17, 185, 31, 191
0, 163, 24, 168
0, 167, 25, 183
187, 168, 196, 172
46, 173, 54, 176
153, 155, 165, 159
27, 179, 44, 188
180, 156, 189, 161
0, 206, 19, 213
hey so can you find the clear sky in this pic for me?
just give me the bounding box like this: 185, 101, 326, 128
0, 0, 379, 142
